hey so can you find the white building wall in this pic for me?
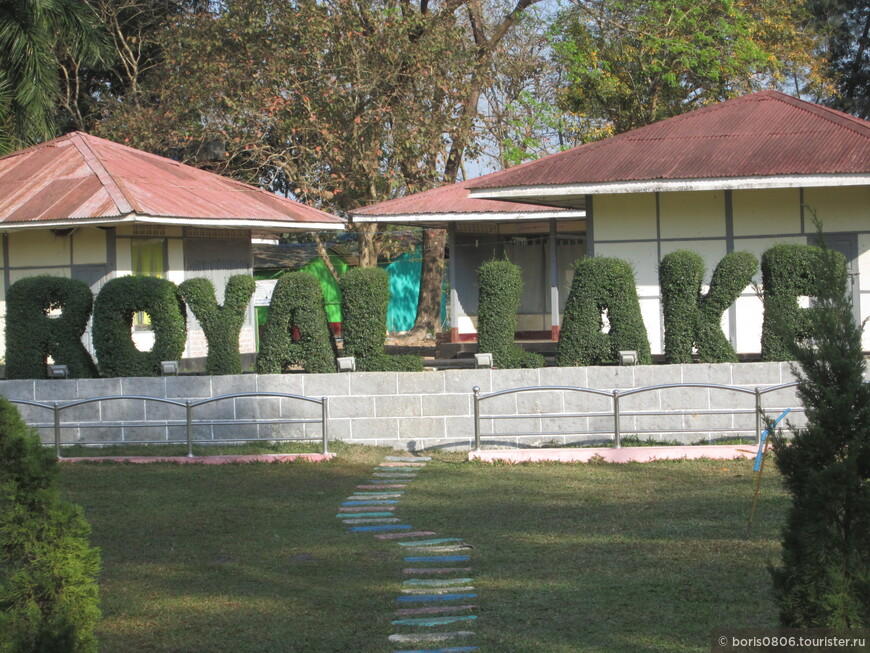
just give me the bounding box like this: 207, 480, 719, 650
591, 185, 870, 356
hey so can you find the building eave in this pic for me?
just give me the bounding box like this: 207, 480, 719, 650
468, 173, 870, 203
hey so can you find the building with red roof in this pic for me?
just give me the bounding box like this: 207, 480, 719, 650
354, 91, 870, 355
0, 131, 345, 368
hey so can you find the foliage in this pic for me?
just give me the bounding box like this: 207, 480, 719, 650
255, 272, 337, 375
552, 0, 827, 137
809, 0, 870, 119
0, 0, 109, 150
769, 239, 870, 627
178, 276, 255, 375
760, 243, 846, 361
556, 257, 651, 366
659, 250, 758, 363
92, 275, 187, 377
4, 276, 98, 379
0, 397, 101, 652
476, 259, 544, 369
340, 267, 422, 372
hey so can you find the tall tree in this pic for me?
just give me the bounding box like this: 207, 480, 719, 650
809, 0, 870, 118
553, 0, 827, 138
0, 0, 109, 150
96, 0, 546, 335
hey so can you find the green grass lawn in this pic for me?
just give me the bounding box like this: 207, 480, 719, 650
58, 445, 787, 652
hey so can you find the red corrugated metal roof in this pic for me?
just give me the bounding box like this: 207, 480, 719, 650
352, 177, 578, 216
469, 91, 870, 191
0, 132, 345, 229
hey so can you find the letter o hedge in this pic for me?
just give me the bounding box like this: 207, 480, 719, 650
92, 276, 187, 377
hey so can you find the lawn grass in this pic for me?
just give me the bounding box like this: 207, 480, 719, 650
58, 445, 787, 652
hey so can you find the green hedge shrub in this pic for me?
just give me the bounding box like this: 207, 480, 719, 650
556, 257, 651, 366
477, 259, 544, 369
92, 276, 187, 377
769, 242, 870, 627
761, 244, 846, 361
179, 276, 255, 375
255, 272, 337, 374
340, 268, 423, 372
659, 250, 757, 363
4, 276, 98, 379
0, 397, 101, 652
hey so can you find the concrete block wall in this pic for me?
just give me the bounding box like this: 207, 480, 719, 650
0, 362, 803, 452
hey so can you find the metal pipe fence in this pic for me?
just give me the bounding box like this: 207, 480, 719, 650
10, 391, 330, 457
472, 382, 802, 450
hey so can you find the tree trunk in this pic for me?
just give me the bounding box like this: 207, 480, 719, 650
409, 227, 447, 336
356, 222, 379, 268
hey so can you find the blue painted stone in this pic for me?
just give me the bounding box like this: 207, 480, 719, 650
395, 592, 476, 603
398, 538, 462, 547
404, 555, 471, 563
336, 512, 394, 518
341, 500, 398, 506
403, 578, 474, 587
349, 524, 413, 532
385, 455, 432, 462
392, 648, 478, 653
391, 615, 477, 627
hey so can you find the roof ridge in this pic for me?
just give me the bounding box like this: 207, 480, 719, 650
762, 91, 870, 137
68, 132, 136, 214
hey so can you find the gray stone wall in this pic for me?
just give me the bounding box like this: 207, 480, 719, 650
0, 362, 803, 452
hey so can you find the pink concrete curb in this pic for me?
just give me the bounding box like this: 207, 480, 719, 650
468, 444, 758, 464
58, 453, 335, 465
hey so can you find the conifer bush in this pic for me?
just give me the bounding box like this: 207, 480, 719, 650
179, 276, 255, 375
761, 244, 846, 361
556, 257, 651, 366
340, 268, 422, 372
769, 239, 869, 628
92, 276, 187, 377
659, 250, 757, 363
476, 259, 544, 369
4, 276, 98, 379
0, 397, 101, 652
255, 271, 337, 374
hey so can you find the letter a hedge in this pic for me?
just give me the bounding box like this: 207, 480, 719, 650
557, 257, 651, 366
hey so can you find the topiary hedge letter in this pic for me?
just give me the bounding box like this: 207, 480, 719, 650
477, 259, 544, 369
92, 276, 187, 377
556, 257, 651, 366
340, 267, 423, 372
256, 271, 337, 374
659, 250, 758, 363
761, 244, 847, 361
179, 276, 255, 375
4, 276, 98, 379
0, 397, 101, 652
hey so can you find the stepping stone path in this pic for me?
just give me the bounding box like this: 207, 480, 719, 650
337, 456, 480, 653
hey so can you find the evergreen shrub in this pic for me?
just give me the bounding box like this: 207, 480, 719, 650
476, 259, 544, 369
761, 244, 846, 361
255, 272, 337, 374
556, 257, 651, 366
769, 239, 869, 627
659, 250, 757, 363
92, 276, 187, 377
4, 276, 98, 379
0, 397, 101, 652
179, 276, 255, 375
340, 268, 422, 372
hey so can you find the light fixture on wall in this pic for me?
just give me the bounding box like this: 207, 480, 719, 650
618, 350, 638, 366
474, 352, 493, 369
160, 361, 179, 376
48, 364, 69, 379
336, 356, 356, 372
